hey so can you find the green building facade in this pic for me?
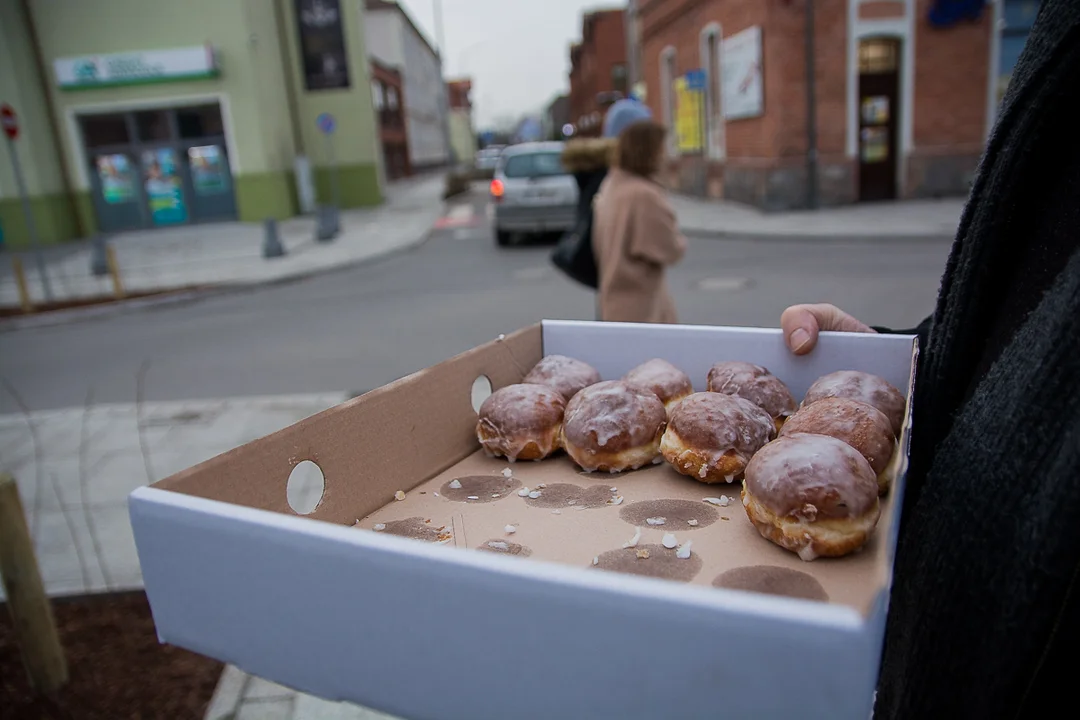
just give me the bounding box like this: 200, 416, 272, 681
0, 0, 384, 249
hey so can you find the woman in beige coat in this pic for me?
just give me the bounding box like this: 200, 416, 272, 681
592, 120, 686, 323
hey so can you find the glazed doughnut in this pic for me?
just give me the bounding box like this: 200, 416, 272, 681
780, 397, 896, 495
706, 361, 797, 432
802, 370, 906, 437
741, 433, 881, 561
660, 392, 775, 484
523, 354, 602, 401
623, 358, 693, 415
562, 380, 667, 472
476, 384, 566, 461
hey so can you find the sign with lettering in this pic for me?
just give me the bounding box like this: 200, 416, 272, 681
54, 46, 218, 90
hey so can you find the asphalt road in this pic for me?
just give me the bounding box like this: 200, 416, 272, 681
0, 194, 951, 412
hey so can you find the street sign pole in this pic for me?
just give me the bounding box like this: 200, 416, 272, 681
3, 129, 53, 302
314, 112, 340, 241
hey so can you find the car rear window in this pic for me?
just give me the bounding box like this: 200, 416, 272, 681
502, 152, 566, 178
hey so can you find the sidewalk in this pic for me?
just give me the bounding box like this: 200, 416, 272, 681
671, 193, 965, 240
0, 173, 446, 309
0, 392, 401, 720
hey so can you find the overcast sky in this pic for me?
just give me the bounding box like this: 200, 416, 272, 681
396, 0, 616, 128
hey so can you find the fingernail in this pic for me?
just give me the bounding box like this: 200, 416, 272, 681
790, 328, 811, 352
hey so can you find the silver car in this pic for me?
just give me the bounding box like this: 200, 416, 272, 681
490, 142, 578, 247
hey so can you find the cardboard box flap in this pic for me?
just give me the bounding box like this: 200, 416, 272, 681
153, 325, 542, 524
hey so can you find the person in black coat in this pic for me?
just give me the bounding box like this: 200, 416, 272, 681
779, 1, 1079, 716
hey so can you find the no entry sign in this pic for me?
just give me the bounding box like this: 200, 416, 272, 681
1, 104, 17, 140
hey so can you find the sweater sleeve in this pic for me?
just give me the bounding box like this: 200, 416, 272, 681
627, 191, 686, 267
872, 315, 932, 351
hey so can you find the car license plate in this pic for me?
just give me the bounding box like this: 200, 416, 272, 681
527, 190, 560, 205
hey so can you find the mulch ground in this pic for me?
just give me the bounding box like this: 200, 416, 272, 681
0, 590, 223, 719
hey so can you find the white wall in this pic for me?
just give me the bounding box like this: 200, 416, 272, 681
364, 10, 403, 66
400, 21, 448, 166
364, 8, 448, 167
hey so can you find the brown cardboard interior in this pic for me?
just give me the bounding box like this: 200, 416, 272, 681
155, 322, 906, 617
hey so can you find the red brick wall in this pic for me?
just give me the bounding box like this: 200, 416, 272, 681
912, 0, 990, 153
568, 10, 627, 134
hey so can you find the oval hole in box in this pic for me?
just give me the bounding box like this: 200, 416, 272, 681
287, 460, 325, 515
471, 374, 493, 413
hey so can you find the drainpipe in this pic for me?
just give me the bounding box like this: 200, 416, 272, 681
20, 0, 86, 237
804, 0, 819, 209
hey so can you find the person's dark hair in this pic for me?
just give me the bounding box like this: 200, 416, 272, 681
616, 120, 666, 177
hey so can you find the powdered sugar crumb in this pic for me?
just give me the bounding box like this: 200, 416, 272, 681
662, 533, 678, 549
517, 488, 530, 497
646, 516, 666, 526
501, 468, 513, 477
528, 490, 542, 499
394, 490, 406, 501
623, 527, 643, 548
504, 525, 517, 534
373, 523, 386, 531
449, 479, 462, 489
676, 540, 693, 559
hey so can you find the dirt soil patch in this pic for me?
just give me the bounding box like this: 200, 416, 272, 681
1, 590, 223, 719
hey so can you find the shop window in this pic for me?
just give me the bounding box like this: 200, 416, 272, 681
177, 105, 224, 139
372, 80, 385, 111
858, 39, 899, 74
700, 24, 724, 160
81, 114, 130, 148
612, 64, 628, 95
135, 110, 172, 142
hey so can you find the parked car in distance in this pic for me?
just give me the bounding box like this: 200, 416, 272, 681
490, 142, 578, 247
473, 145, 505, 177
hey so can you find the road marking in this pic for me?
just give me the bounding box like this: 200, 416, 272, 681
434, 204, 480, 230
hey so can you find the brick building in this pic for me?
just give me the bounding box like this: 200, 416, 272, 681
371, 59, 411, 180
568, 8, 629, 137
637, 0, 1038, 210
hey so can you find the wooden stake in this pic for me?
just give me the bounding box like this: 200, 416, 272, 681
11, 256, 35, 313
105, 244, 125, 300
0, 473, 68, 694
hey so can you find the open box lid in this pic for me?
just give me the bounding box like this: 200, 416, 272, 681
131, 321, 918, 719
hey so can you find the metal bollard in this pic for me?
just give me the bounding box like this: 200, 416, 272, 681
90, 234, 109, 276
315, 205, 339, 242
263, 218, 286, 258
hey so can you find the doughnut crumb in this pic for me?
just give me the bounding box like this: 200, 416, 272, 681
502, 468, 513, 477
394, 490, 406, 501
687, 519, 699, 526
636, 549, 651, 560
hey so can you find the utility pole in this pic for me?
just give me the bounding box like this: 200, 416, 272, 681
805, 0, 820, 209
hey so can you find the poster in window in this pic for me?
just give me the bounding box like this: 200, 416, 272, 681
142, 148, 188, 225
861, 96, 890, 125
295, 0, 350, 90
674, 77, 704, 154
96, 154, 136, 204
722, 26, 764, 120
189, 145, 229, 196
860, 127, 889, 163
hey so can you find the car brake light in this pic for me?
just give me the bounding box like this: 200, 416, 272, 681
490, 179, 504, 200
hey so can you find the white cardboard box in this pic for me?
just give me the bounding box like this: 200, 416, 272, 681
130, 320, 917, 720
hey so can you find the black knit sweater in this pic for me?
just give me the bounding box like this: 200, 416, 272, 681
873, 2, 1080, 717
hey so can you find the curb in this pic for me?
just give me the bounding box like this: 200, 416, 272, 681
681, 227, 954, 243
0, 228, 435, 333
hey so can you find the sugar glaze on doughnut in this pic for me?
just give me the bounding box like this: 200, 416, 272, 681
623, 358, 693, 414
476, 383, 566, 461
562, 380, 667, 473
660, 392, 775, 483
523, 354, 602, 401
802, 370, 906, 437
707, 361, 797, 430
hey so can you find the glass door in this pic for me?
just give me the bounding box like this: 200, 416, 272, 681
184, 144, 237, 221
89, 152, 144, 232
140, 148, 189, 225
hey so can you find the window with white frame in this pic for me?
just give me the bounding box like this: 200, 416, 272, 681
700, 24, 724, 160
660, 46, 676, 156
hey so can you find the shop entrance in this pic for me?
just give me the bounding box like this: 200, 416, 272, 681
857, 38, 901, 202
80, 104, 236, 232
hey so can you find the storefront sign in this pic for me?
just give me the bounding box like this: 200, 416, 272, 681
722, 26, 764, 120
54, 46, 218, 90
295, 0, 351, 91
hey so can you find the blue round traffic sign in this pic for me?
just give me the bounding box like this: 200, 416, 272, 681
316, 112, 336, 134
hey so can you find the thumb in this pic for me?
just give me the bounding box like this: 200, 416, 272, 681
780, 303, 874, 355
